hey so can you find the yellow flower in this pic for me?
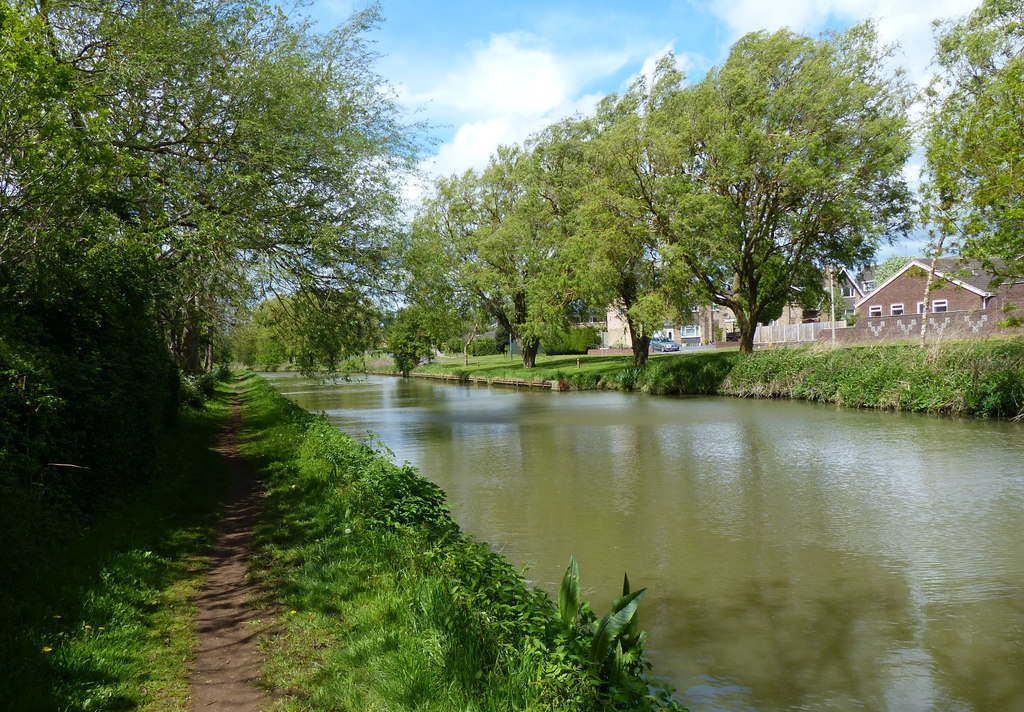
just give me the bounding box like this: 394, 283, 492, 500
289, 610, 297, 614
98, 627, 106, 631
84, 625, 92, 630
53, 615, 61, 619
42, 647, 52, 653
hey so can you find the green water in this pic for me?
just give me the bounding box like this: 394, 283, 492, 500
265, 372, 1024, 712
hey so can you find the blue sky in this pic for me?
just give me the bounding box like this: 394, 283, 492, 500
306, 0, 985, 255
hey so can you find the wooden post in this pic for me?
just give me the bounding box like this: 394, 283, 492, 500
576, 358, 580, 369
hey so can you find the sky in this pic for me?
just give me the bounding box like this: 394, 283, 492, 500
305, 0, 986, 255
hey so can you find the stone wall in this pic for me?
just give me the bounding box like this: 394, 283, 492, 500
826, 309, 1022, 344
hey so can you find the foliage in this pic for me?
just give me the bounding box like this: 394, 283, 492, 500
231, 292, 381, 373
408, 147, 576, 369
924, 0, 1024, 281
241, 375, 685, 710
469, 336, 501, 356
387, 307, 436, 377
653, 24, 913, 354
542, 327, 600, 355
873, 255, 917, 285
2, 0, 414, 373
550, 70, 694, 367
0, 386, 230, 711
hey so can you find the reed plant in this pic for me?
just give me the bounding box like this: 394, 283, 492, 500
722, 339, 1024, 417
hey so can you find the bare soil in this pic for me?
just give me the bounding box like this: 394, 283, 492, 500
189, 394, 277, 711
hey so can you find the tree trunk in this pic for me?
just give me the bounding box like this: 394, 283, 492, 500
181, 308, 202, 373
736, 312, 755, 355
627, 320, 650, 367
520, 337, 539, 369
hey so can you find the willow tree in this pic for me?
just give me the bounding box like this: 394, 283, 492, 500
653, 25, 913, 353
554, 60, 694, 367
924, 0, 1024, 282
409, 147, 571, 369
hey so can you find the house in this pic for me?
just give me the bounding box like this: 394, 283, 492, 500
603, 303, 738, 348
839, 267, 876, 316
854, 258, 1024, 318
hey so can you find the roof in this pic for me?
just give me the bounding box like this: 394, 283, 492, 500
853, 257, 1015, 309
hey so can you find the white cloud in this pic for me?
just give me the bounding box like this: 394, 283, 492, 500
701, 0, 984, 85
410, 33, 632, 180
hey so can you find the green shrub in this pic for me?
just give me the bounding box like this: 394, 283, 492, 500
542, 327, 599, 355
470, 336, 500, 356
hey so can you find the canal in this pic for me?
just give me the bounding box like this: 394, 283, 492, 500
264, 372, 1024, 712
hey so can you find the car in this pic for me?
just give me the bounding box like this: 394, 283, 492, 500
650, 338, 681, 352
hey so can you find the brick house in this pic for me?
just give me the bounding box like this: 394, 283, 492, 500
855, 258, 1024, 318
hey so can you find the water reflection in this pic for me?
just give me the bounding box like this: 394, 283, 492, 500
265, 373, 1024, 712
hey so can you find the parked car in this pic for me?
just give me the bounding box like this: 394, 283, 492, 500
650, 338, 681, 352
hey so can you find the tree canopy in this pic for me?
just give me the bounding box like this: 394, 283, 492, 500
924, 0, 1024, 281
2, 0, 415, 371
652, 25, 913, 352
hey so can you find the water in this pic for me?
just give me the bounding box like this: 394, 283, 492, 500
264, 372, 1024, 712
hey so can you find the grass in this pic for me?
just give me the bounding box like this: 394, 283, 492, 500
0, 386, 232, 712
236, 372, 685, 711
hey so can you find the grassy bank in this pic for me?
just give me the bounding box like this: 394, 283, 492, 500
408, 339, 1024, 419
722, 339, 1024, 418
414, 350, 739, 395
0, 388, 231, 712
237, 373, 684, 711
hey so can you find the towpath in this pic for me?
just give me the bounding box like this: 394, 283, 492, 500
188, 392, 276, 711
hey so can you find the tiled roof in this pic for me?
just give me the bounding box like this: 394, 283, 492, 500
929, 258, 1019, 292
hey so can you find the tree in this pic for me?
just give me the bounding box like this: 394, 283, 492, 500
386, 307, 434, 377
874, 255, 917, 284
3, 0, 414, 372
653, 25, 913, 353
410, 148, 570, 369
924, 0, 1024, 282
548, 64, 693, 367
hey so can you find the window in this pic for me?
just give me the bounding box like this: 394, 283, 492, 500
682, 325, 700, 338
890, 304, 904, 316
868, 306, 882, 317
842, 286, 856, 298
916, 302, 925, 314
932, 300, 948, 312
863, 280, 875, 292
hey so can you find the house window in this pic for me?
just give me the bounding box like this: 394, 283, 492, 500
890, 304, 904, 316
868, 306, 882, 317
863, 281, 875, 292
682, 325, 700, 338
932, 300, 948, 312
916, 302, 925, 314
842, 286, 856, 298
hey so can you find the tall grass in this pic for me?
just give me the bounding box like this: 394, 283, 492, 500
722, 340, 1024, 417
238, 373, 685, 711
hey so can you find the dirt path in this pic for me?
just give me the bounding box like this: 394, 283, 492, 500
189, 393, 275, 712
